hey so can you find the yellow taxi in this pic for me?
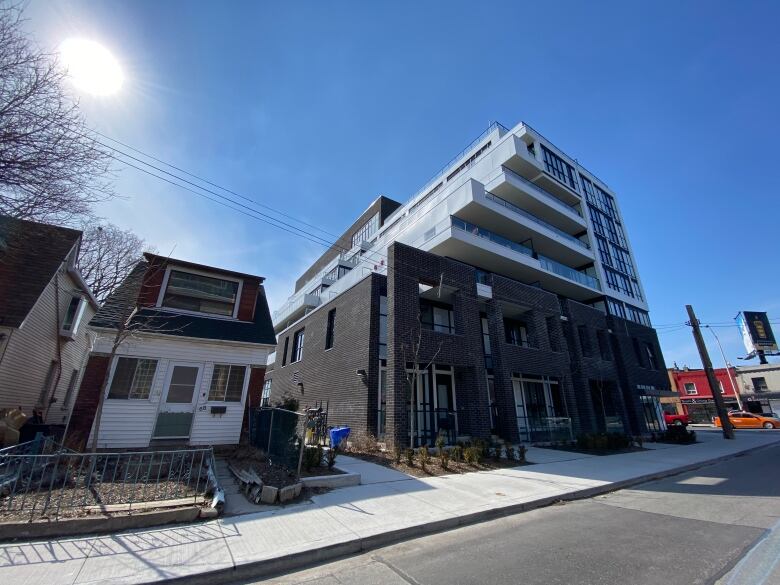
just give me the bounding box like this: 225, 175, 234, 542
713, 411, 780, 429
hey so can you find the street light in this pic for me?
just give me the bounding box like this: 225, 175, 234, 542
705, 326, 743, 411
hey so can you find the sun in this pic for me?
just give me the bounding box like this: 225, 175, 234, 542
59, 38, 124, 96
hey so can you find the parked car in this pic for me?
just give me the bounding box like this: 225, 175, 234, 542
713, 412, 780, 429
664, 412, 691, 426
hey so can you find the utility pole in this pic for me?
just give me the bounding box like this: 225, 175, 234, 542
686, 305, 734, 439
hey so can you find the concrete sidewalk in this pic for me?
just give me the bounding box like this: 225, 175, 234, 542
1, 430, 778, 585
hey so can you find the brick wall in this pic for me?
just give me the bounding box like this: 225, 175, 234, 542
237, 280, 259, 321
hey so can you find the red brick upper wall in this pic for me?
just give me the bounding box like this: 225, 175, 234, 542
238, 279, 259, 321
137, 256, 167, 308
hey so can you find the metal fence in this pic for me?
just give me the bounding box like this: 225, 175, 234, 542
249, 407, 306, 473
517, 416, 573, 443
0, 442, 218, 522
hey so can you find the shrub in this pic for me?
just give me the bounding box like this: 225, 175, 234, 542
517, 445, 527, 464
275, 393, 300, 412
435, 435, 446, 457
658, 426, 696, 444
326, 446, 338, 470
464, 446, 482, 466
452, 445, 463, 463
349, 432, 379, 454
439, 449, 450, 470
302, 445, 323, 471
405, 448, 415, 466
492, 443, 503, 461
394, 445, 402, 464
418, 444, 430, 470
576, 432, 632, 452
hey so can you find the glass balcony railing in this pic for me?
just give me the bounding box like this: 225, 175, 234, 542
484, 192, 590, 250
452, 217, 533, 257
501, 166, 582, 217
538, 254, 601, 290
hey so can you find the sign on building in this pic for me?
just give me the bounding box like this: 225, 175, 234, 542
736, 311, 778, 355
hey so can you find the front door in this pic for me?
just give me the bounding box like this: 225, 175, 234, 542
153, 363, 201, 439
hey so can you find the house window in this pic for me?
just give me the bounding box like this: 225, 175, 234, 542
578, 326, 591, 356
505, 318, 529, 347
208, 364, 246, 402
644, 343, 659, 370
684, 383, 697, 395
281, 336, 289, 367
162, 269, 239, 317
107, 358, 158, 400
61, 369, 79, 410
325, 308, 336, 350
420, 300, 454, 334
752, 377, 768, 393
261, 379, 272, 406
291, 328, 305, 363
61, 295, 86, 337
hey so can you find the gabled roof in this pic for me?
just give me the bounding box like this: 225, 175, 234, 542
0, 215, 82, 328
90, 260, 276, 346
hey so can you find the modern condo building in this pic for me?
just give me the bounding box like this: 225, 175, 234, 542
266, 121, 670, 448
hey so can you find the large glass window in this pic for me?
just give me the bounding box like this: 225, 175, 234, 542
541, 145, 578, 192
351, 213, 380, 247
108, 357, 158, 400
162, 270, 239, 316
208, 364, 246, 402
420, 300, 455, 334
291, 328, 305, 363
504, 318, 529, 347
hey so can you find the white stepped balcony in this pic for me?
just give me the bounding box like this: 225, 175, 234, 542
272, 293, 320, 332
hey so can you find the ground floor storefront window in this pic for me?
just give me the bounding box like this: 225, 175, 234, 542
407, 364, 457, 447
589, 380, 625, 433
683, 400, 740, 423
512, 374, 571, 443
640, 395, 667, 432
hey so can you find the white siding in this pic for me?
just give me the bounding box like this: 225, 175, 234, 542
0, 267, 96, 424
90, 332, 270, 448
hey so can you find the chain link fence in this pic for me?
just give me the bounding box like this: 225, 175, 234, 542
249, 407, 306, 472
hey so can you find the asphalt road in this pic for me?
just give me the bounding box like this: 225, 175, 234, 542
240, 441, 780, 585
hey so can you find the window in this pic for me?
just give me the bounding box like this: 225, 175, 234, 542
61, 295, 86, 336
208, 364, 246, 402
420, 300, 455, 334
578, 326, 591, 356
632, 338, 644, 367
324, 308, 336, 350
644, 343, 659, 370
481, 315, 493, 369
379, 296, 388, 359
351, 213, 379, 248
606, 298, 627, 320
281, 336, 289, 367
684, 383, 697, 395
291, 328, 305, 363
61, 369, 79, 410
597, 330, 612, 360
718, 380, 725, 394
541, 145, 578, 192
107, 358, 158, 400
505, 318, 529, 347
752, 377, 768, 392
261, 379, 272, 406
162, 270, 239, 316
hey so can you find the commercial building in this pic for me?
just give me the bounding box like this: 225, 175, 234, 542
267, 121, 670, 448
734, 363, 780, 415
669, 366, 740, 423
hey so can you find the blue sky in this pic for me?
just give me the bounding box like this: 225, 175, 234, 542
24, 0, 780, 368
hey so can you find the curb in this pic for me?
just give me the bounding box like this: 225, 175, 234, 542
162, 440, 780, 585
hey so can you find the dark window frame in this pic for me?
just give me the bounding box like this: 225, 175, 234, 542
291, 328, 305, 363
325, 308, 336, 350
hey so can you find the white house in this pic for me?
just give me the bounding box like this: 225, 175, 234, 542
66, 253, 276, 449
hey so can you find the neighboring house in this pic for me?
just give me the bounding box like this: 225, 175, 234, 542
66, 253, 276, 449
0, 215, 98, 427
734, 363, 780, 415
267, 120, 672, 448
669, 366, 740, 423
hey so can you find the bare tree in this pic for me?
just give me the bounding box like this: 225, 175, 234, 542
77, 219, 153, 303
0, 5, 113, 224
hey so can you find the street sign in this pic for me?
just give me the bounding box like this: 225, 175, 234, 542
736, 311, 778, 354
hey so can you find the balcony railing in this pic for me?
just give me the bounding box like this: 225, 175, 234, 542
452, 216, 534, 257
538, 255, 601, 290
518, 416, 573, 443
484, 192, 590, 250
501, 166, 582, 217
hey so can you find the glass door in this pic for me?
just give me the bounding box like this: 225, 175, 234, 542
154, 363, 201, 439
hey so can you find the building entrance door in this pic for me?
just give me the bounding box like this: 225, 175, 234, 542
153, 363, 201, 439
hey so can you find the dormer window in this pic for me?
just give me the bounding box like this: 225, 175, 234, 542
161, 269, 239, 317
60, 295, 86, 338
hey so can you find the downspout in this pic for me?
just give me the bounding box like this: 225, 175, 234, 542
44, 272, 64, 421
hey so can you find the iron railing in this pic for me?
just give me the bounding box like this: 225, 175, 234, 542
0, 445, 218, 522
517, 416, 573, 443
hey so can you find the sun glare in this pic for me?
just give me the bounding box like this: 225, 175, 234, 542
59, 38, 124, 96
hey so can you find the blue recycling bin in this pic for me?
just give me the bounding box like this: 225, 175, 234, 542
329, 426, 351, 449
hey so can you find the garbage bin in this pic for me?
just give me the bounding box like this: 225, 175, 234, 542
329, 426, 351, 449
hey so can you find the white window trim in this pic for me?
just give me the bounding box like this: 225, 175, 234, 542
684, 383, 697, 395
156, 265, 244, 320
60, 295, 87, 339
105, 355, 159, 401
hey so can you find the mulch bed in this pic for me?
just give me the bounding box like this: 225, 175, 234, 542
344, 450, 530, 478
227, 444, 343, 488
